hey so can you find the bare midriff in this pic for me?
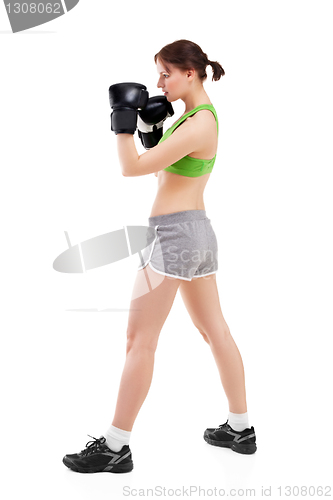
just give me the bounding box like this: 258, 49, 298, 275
149, 169, 211, 217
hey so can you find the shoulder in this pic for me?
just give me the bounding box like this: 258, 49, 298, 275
194, 108, 217, 125
184, 109, 217, 140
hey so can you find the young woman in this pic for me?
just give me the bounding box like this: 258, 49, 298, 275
63, 39, 257, 474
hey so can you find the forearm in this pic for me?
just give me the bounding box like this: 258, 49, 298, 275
116, 134, 139, 176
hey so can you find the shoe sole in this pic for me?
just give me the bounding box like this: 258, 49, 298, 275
204, 433, 257, 455
62, 456, 133, 473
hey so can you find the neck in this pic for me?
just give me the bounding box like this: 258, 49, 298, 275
183, 86, 211, 114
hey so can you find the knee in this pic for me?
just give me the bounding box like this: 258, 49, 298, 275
126, 329, 158, 355
198, 324, 231, 345
198, 329, 210, 344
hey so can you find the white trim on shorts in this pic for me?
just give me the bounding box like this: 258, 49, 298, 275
137, 224, 218, 281
137, 224, 160, 271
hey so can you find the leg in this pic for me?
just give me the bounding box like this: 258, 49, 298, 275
179, 274, 247, 414
111, 265, 182, 431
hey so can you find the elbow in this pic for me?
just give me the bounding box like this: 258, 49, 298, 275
122, 168, 133, 177
121, 163, 132, 177
120, 157, 142, 177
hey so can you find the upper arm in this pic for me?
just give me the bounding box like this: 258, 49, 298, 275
128, 111, 214, 177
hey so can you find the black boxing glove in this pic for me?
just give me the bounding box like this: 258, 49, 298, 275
137, 96, 174, 149
108, 82, 149, 134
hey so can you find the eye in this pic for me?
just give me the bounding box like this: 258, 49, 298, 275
163, 74, 169, 78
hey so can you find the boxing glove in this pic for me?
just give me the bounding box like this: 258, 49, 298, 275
137, 96, 174, 149
109, 82, 149, 134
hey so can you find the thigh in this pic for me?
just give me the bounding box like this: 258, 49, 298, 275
127, 265, 182, 344
179, 274, 229, 341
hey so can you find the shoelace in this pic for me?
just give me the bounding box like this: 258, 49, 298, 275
215, 422, 251, 434
216, 421, 228, 430
81, 435, 106, 456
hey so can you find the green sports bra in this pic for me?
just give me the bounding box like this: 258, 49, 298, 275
158, 104, 218, 177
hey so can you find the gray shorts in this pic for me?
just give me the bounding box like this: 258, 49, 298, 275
137, 210, 218, 281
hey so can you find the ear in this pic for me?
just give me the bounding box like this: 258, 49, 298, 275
186, 69, 195, 81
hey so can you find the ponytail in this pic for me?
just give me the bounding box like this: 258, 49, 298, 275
208, 60, 225, 81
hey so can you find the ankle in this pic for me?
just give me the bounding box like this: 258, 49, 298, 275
104, 424, 131, 452
228, 411, 249, 432
111, 420, 132, 432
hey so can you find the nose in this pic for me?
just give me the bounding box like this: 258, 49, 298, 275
157, 76, 163, 89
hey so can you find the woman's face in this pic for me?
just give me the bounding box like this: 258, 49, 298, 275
156, 58, 193, 102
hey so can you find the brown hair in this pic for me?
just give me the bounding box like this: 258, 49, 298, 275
154, 39, 225, 82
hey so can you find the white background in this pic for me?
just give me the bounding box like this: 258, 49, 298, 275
1, 1, 332, 498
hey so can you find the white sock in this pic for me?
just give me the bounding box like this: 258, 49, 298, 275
228, 411, 249, 432
104, 424, 131, 452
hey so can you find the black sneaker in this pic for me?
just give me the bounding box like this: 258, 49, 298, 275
204, 421, 257, 454
63, 435, 133, 473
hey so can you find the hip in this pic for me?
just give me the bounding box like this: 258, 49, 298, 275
138, 209, 219, 281
150, 199, 205, 218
